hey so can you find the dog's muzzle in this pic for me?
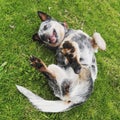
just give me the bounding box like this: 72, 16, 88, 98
48, 29, 58, 44
40, 29, 58, 44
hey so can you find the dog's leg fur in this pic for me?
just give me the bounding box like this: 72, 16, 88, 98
30, 56, 56, 80
91, 32, 106, 52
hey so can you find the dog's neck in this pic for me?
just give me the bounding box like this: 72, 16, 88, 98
48, 28, 73, 50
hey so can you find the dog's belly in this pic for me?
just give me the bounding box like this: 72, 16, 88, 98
48, 65, 93, 104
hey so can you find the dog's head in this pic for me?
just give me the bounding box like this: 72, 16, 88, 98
32, 11, 68, 48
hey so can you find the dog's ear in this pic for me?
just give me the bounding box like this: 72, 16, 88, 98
32, 33, 40, 41
32, 33, 43, 43
61, 22, 68, 28
37, 11, 51, 21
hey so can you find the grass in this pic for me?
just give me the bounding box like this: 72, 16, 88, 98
0, 0, 120, 120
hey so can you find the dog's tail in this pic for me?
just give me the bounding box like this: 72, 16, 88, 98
92, 32, 106, 52
16, 85, 73, 113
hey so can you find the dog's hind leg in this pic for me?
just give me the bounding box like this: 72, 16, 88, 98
91, 32, 106, 52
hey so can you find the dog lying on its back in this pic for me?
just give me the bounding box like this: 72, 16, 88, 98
16, 11, 106, 113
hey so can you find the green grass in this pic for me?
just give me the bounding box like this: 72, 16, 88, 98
0, 0, 120, 120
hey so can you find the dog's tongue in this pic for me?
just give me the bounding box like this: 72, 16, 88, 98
49, 35, 56, 43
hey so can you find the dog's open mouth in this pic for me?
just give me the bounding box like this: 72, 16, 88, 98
48, 29, 57, 44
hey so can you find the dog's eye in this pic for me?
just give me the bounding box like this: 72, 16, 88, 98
43, 25, 47, 30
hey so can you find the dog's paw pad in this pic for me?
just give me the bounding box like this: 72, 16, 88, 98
63, 41, 75, 51
61, 41, 76, 58
30, 56, 44, 69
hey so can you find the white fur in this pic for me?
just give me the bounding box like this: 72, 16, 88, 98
16, 85, 73, 113
93, 32, 106, 50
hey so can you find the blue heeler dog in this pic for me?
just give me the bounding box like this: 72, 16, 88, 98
16, 11, 106, 112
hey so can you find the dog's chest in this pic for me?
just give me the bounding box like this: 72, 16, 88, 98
64, 30, 94, 65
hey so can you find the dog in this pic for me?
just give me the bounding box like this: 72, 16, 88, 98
16, 11, 106, 113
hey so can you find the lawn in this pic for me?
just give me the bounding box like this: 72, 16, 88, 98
0, 0, 120, 120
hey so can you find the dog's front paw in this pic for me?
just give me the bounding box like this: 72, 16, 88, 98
60, 41, 81, 74
60, 41, 75, 58
30, 56, 46, 71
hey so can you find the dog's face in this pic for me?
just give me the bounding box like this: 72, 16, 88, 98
33, 11, 67, 48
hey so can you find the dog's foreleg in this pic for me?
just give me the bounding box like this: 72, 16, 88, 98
60, 41, 81, 74
30, 56, 56, 80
